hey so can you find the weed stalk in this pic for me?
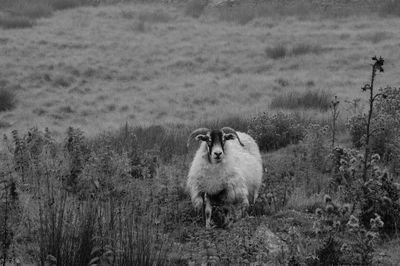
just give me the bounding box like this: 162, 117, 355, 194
361, 56, 384, 181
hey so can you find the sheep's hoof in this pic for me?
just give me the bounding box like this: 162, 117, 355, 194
205, 220, 215, 229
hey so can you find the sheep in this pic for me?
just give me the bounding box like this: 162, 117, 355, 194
186, 127, 263, 228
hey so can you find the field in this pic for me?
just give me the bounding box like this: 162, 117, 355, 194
1, 0, 400, 265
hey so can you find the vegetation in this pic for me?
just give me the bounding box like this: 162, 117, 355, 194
1, 1, 400, 265
270, 90, 332, 111
0, 88, 16, 112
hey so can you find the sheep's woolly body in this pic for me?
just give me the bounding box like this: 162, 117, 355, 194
187, 132, 262, 209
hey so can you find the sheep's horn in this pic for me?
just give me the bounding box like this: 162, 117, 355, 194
221, 127, 244, 146
187, 128, 210, 148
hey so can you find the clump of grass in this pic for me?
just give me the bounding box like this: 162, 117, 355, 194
184, 0, 208, 18
0, 15, 33, 29
380, 0, 400, 16
359, 32, 392, 44
217, 3, 257, 25
0, 88, 16, 111
14, 1, 53, 19
51, 0, 81, 10
266, 43, 324, 60
265, 44, 288, 60
270, 90, 332, 111
291, 43, 324, 56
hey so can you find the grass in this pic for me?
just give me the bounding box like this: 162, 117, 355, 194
0, 15, 34, 29
1, 3, 400, 136
138, 9, 172, 23
0, 0, 95, 29
266, 43, 325, 59
0, 88, 16, 112
270, 90, 333, 111
265, 44, 288, 60
184, 0, 208, 18
51, 0, 82, 10
380, 0, 400, 16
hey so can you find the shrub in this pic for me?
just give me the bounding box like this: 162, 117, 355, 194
248, 112, 306, 152
347, 115, 367, 149
0, 15, 33, 29
348, 87, 400, 158
330, 147, 400, 236
184, 0, 208, 18
270, 90, 332, 111
0, 88, 16, 111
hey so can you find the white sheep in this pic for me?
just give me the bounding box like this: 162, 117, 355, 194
186, 127, 263, 227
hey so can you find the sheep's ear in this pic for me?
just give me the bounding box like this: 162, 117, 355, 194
196, 134, 209, 142
224, 133, 236, 141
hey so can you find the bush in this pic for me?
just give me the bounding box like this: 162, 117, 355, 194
348, 87, 400, 158
248, 112, 306, 152
0, 88, 16, 111
270, 90, 332, 111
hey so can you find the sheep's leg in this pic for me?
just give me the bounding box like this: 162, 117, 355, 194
190, 187, 203, 211
203, 193, 212, 228
226, 186, 249, 221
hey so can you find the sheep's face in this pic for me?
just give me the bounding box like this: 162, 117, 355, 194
196, 129, 236, 164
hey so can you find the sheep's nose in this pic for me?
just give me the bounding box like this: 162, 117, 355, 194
214, 151, 222, 158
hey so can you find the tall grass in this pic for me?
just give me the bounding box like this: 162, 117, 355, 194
0, 0, 96, 29
0, 15, 34, 29
184, 0, 208, 18
380, 0, 400, 16
0, 88, 16, 112
266, 43, 324, 59
270, 90, 332, 111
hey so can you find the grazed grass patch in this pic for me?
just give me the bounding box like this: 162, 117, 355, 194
270, 90, 332, 111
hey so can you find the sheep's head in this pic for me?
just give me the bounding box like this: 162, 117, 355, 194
188, 127, 244, 164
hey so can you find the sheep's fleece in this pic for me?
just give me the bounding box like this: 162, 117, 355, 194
187, 132, 262, 209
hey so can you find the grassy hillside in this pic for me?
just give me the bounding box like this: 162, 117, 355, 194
1, 1, 400, 137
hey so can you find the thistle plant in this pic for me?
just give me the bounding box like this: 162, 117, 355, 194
361, 56, 385, 182
330, 96, 340, 149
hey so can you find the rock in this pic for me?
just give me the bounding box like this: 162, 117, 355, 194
251, 224, 288, 255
